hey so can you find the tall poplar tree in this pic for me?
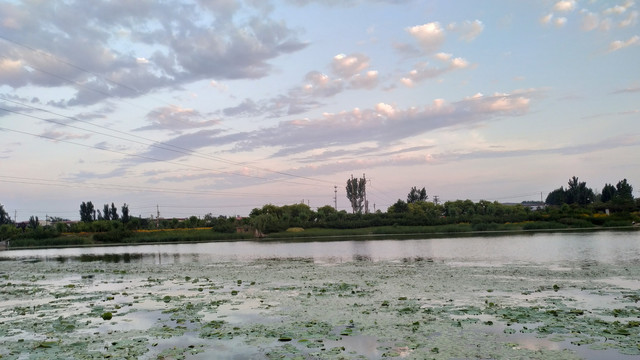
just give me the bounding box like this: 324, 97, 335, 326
346, 175, 366, 214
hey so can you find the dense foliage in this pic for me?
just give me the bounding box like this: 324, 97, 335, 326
2, 176, 638, 247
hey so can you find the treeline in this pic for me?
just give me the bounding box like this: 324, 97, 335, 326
1, 176, 638, 245
248, 198, 638, 234
545, 177, 635, 207
0, 199, 242, 243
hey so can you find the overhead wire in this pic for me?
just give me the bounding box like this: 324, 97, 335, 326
0, 35, 336, 187
0, 105, 331, 188
1, 34, 347, 219
0, 175, 293, 198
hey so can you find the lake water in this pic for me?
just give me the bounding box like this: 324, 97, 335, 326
2, 230, 639, 264
1, 229, 639, 359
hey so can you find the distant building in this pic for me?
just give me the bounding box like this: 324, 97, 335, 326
521, 201, 546, 211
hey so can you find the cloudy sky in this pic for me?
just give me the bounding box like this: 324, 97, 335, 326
1, 0, 639, 221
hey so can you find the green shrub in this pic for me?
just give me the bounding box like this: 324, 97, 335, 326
522, 221, 568, 230
472, 223, 499, 232
93, 230, 134, 243
557, 218, 595, 228
602, 220, 632, 227
9, 237, 92, 248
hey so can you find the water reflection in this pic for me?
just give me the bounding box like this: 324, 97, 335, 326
0, 230, 638, 265
74, 253, 144, 263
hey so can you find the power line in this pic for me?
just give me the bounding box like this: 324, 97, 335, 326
0, 113, 329, 189
0, 98, 334, 187
0, 34, 141, 96
0, 175, 296, 198
0, 35, 335, 187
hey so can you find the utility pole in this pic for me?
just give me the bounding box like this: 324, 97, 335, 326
433, 195, 440, 206
156, 204, 160, 229
363, 173, 369, 214
334, 186, 337, 211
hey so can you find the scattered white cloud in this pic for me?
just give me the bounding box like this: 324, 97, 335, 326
302, 71, 344, 98
40, 129, 92, 141
448, 20, 484, 42
220, 52, 380, 119
0, 58, 27, 87
612, 85, 640, 94
604, 4, 629, 15
231, 91, 532, 157
331, 53, 370, 78
608, 35, 640, 52
580, 10, 600, 31
400, 53, 471, 87
619, 10, 638, 27
450, 57, 469, 69
540, 13, 554, 25
349, 70, 379, 89
435, 52, 452, 62
406, 22, 446, 54
554, 17, 568, 27
0, 0, 308, 107
554, 0, 576, 12
136, 105, 220, 132
222, 99, 262, 117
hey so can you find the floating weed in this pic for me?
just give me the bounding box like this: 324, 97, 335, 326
36, 340, 59, 348
2, 256, 640, 359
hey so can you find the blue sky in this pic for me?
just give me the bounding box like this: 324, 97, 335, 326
1, 0, 639, 221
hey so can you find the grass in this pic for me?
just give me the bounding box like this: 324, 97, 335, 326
6, 221, 639, 249
101, 229, 253, 244
8, 235, 93, 248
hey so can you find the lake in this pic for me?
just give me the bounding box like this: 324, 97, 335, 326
1, 230, 639, 359
3, 230, 639, 265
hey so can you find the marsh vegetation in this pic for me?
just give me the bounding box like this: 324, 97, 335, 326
1, 232, 639, 359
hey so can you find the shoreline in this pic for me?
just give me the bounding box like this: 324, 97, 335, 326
3, 225, 638, 252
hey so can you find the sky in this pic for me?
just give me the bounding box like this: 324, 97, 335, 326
1, 0, 639, 221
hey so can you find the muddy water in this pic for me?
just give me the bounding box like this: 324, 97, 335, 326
0, 230, 639, 359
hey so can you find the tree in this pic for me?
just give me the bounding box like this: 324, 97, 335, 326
102, 204, 111, 221
316, 205, 337, 221
565, 176, 594, 205
80, 201, 95, 222
601, 183, 616, 203
0, 203, 11, 225
545, 187, 566, 205
110, 202, 119, 221
251, 213, 282, 234
614, 179, 634, 203
407, 187, 428, 203
388, 199, 409, 213
346, 175, 366, 214
29, 216, 39, 230
0, 224, 19, 241
121, 203, 130, 223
